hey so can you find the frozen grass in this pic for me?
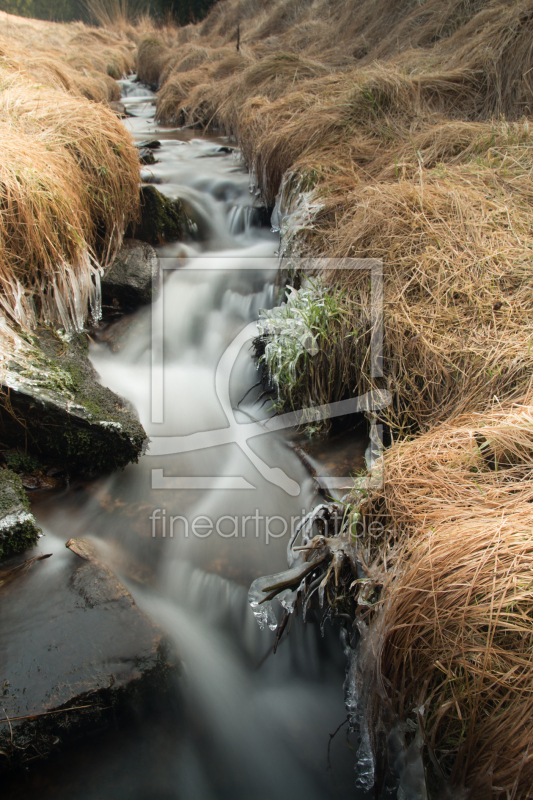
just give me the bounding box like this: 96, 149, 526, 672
256, 279, 365, 430
0, 80, 140, 332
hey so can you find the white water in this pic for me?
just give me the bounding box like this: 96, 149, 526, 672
14, 81, 369, 799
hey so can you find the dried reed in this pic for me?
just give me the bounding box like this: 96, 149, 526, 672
358, 401, 533, 797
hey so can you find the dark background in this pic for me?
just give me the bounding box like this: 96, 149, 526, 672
0, 0, 219, 26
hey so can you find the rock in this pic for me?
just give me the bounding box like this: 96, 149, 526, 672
108, 100, 131, 117
0, 469, 41, 560
136, 139, 161, 150
94, 311, 150, 354
138, 147, 156, 165
140, 171, 164, 184
102, 239, 160, 311
0, 329, 147, 476
0, 538, 179, 772
127, 185, 191, 246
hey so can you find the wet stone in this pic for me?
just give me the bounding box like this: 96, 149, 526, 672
127, 185, 192, 246
108, 100, 130, 117
138, 147, 157, 165
136, 139, 161, 150
0, 329, 147, 476
102, 239, 160, 311
0, 538, 179, 773
0, 469, 41, 560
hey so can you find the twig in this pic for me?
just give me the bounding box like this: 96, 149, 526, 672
273, 609, 289, 654
327, 716, 349, 772
237, 380, 261, 407
0, 703, 104, 725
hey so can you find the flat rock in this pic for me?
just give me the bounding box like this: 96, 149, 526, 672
0, 538, 178, 772
0, 469, 41, 560
0, 329, 147, 476
102, 239, 160, 311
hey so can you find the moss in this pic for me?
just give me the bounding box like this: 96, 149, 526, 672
127, 185, 192, 246
4, 452, 41, 473
0, 328, 147, 477
0, 468, 41, 560
0, 469, 29, 514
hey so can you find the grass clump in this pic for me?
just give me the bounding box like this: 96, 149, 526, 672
256, 278, 366, 431
136, 36, 171, 87
351, 399, 533, 798
0, 83, 140, 332
0, 11, 140, 391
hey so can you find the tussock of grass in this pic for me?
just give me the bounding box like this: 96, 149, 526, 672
136, 36, 173, 87
0, 12, 140, 338
0, 10, 136, 101
355, 400, 533, 797
0, 84, 140, 331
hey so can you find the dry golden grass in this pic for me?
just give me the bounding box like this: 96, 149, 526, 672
0, 12, 140, 337
317, 132, 533, 431
0, 10, 136, 101
353, 401, 533, 797
0, 119, 96, 331
0, 82, 140, 331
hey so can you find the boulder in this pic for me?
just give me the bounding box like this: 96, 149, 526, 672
0, 538, 179, 772
108, 100, 129, 117
102, 239, 159, 311
0, 329, 147, 476
127, 185, 191, 246
0, 469, 41, 560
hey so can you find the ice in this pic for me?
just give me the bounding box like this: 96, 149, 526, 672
256, 280, 326, 401
248, 559, 324, 631
270, 171, 324, 258
344, 619, 384, 792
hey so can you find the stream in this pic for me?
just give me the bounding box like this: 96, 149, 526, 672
4, 80, 369, 800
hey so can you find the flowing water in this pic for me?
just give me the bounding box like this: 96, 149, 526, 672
5, 81, 369, 800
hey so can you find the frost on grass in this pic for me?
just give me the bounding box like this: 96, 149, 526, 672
256, 279, 323, 407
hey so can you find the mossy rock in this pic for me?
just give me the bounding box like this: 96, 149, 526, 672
0, 468, 41, 560
0, 329, 147, 477
127, 185, 192, 246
